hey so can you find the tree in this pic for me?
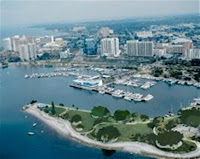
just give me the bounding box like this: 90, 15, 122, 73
59, 103, 64, 107
30, 100, 37, 104
91, 106, 110, 118
51, 101, 56, 115
148, 116, 164, 128
96, 126, 120, 142
140, 114, 149, 121
157, 131, 183, 146
114, 110, 130, 121
71, 114, 82, 123
132, 112, 139, 120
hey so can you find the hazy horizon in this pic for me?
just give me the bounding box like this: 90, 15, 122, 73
1, 0, 199, 27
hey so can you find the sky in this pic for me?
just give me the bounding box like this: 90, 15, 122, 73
1, 0, 199, 26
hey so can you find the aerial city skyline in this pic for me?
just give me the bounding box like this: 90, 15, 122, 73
1, 1, 200, 159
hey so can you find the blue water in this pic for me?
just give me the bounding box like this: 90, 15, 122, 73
1, 66, 199, 159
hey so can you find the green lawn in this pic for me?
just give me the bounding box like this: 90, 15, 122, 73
89, 122, 153, 142
114, 123, 153, 141
68, 109, 96, 132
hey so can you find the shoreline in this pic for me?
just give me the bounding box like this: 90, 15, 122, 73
25, 105, 200, 159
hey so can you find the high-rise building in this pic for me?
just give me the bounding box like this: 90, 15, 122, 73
83, 38, 97, 55
12, 35, 20, 52
28, 43, 37, 60
184, 49, 200, 60
19, 43, 37, 61
3, 38, 12, 51
101, 38, 120, 57
19, 44, 29, 61
127, 40, 153, 56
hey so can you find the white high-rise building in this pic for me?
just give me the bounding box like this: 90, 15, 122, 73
101, 38, 120, 57
28, 43, 37, 60
184, 49, 200, 60
3, 38, 12, 51
19, 43, 37, 61
127, 40, 153, 57
12, 35, 20, 52
19, 44, 29, 61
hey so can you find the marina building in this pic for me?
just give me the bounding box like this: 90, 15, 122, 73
73, 79, 103, 88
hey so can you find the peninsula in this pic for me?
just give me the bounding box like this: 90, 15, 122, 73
23, 101, 200, 159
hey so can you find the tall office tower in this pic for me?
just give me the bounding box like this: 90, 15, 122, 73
127, 40, 153, 57
101, 38, 119, 57
83, 38, 97, 55
12, 35, 20, 52
127, 40, 138, 56
28, 43, 37, 60
3, 38, 12, 51
19, 44, 29, 61
144, 42, 154, 56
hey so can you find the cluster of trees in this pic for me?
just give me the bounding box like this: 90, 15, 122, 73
91, 106, 150, 123
71, 114, 82, 123
91, 106, 110, 117
169, 69, 183, 79
151, 67, 163, 77
157, 130, 183, 146
30, 100, 37, 104
178, 107, 200, 127
96, 126, 120, 142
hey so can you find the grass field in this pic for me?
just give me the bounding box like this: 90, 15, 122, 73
68, 109, 96, 132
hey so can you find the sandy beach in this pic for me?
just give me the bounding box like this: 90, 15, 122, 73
25, 105, 200, 159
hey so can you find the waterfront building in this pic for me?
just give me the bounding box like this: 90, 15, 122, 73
83, 38, 97, 55
12, 35, 20, 52
3, 37, 12, 51
101, 38, 120, 57
28, 43, 37, 60
19, 43, 37, 61
184, 49, 200, 60
127, 40, 153, 56
19, 44, 29, 61
73, 79, 103, 88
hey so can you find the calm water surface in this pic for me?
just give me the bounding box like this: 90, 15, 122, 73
1, 66, 199, 159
